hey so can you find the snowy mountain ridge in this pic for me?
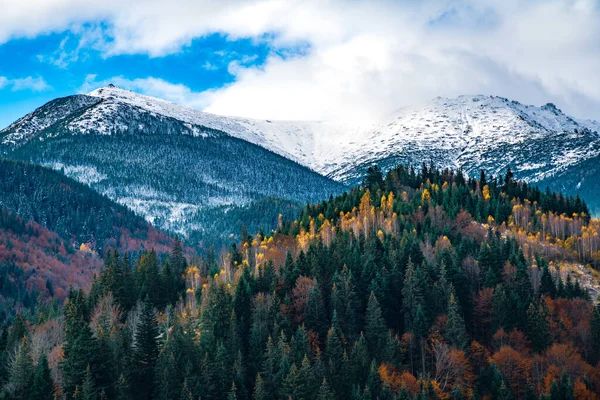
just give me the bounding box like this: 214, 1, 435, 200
80, 86, 600, 182
4, 85, 599, 183
2, 85, 600, 228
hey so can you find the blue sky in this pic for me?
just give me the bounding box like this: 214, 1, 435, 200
1, 0, 599, 127
0, 32, 278, 129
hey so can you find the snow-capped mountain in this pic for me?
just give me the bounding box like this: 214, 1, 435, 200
78, 86, 600, 186
0, 85, 347, 236
2, 85, 600, 230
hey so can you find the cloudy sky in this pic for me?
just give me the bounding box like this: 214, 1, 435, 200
1, 0, 599, 128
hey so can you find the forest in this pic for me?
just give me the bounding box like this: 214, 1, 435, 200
1, 164, 599, 400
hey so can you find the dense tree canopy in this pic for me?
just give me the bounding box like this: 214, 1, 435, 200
1, 164, 599, 399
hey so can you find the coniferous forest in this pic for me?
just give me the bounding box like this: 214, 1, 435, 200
1, 164, 600, 400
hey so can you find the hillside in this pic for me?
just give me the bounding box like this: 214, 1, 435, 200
1, 164, 599, 400
0, 159, 175, 254
0, 159, 188, 322
5, 87, 599, 216
0, 88, 346, 237
0, 209, 102, 322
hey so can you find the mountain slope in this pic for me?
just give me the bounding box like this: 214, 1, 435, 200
0, 159, 190, 321
0, 89, 346, 237
78, 88, 600, 185
0, 159, 176, 254
2, 86, 599, 226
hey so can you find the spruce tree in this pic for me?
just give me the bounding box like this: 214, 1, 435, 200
132, 299, 159, 400
154, 350, 178, 400
445, 289, 468, 350
62, 290, 101, 399
402, 260, 424, 330
365, 292, 387, 361
6, 312, 26, 350
526, 302, 552, 353
81, 366, 97, 400
5, 337, 34, 400
253, 373, 265, 400
317, 378, 334, 400
539, 261, 556, 298
31, 353, 54, 400
305, 284, 328, 340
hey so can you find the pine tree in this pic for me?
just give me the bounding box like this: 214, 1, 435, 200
317, 378, 334, 400
526, 302, 552, 353
132, 299, 159, 400
228, 382, 238, 400
305, 283, 329, 340
154, 350, 178, 400
62, 290, 101, 399
5, 337, 34, 400
549, 372, 573, 400
115, 374, 130, 400
179, 379, 194, 400
283, 364, 300, 400
171, 237, 188, 294
253, 373, 265, 400
81, 365, 97, 400
413, 304, 429, 375
445, 289, 468, 350
350, 334, 370, 388
296, 355, 314, 399
325, 323, 344, 395
365, 292, 387, 361
539, 261, 556, 298
31, 353, 54, 400
6, 312, 26, 350
402, 260, 424, 330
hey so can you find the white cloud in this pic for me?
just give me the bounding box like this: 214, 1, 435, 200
80, 74, 210, 109
0, 76, 51, 92
3, 0, 600, 120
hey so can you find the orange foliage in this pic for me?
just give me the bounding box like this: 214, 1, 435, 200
378, 364, 419, 397
490, 346, 532, 399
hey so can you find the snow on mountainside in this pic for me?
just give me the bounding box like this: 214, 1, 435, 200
0, 86, 347, 236
2, 85, 600, 223
2, 95, 101, 145
326, 95, 600, 182
82, 86, 600, 184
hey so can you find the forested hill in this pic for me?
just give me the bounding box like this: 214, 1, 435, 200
0, 159, 175, 254
1, 164, 600, 400
0, 159, 185, 323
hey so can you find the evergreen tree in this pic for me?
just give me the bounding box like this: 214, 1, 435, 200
31, 353, 54, 400
413, 304, 429, 375
6, 312, 26, 350
171, 237, 188, 294
402, 260, 424, 330
5, 337, 34, 400
539, 261, 556, 298
305, 284, 329, 340
154, 350, 179, 400
317, 378, 334, 400
526, 302, 552, 353
365, 292, 387, 361
61, 290, 102, 399
81, 365, 97, 400
549, 372, 573, 400
253, 373, 265, 400
132, 299, 159, 400
445, 289, 468, 350
228, 382, 238, 400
